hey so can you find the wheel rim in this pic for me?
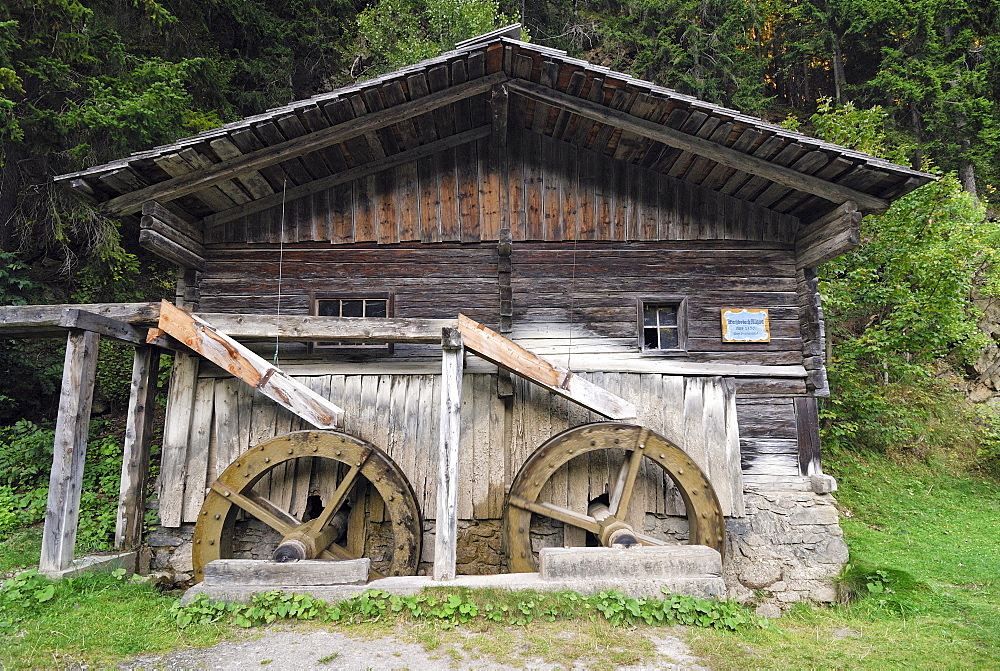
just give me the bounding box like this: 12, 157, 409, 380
503, 422, 726, 572
192, 430, 422, 583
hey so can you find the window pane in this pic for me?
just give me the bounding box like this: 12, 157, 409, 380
317, 300, 339, 317
658, 306, 677, 327
365, 299, 387, 317
660, 327, 678, 349
644, 327, 659, 350
341, 300, 364, 317
643, 305, 658, 327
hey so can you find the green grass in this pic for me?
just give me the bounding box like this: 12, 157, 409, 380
0, 528, 40, 577
1, 573, 231, 668
689, 449, 1000, 668
0, 529, 230, 669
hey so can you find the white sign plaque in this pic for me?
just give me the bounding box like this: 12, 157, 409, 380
721, 308, 770, 342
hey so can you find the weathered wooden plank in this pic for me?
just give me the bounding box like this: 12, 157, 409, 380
212, 378, 242, 482
182, 377, 215, 522
794, 396, 822, 476
57, 308, 147, 345
158, 351, 199, 527
39, 330, 100, 573
398, 163, 420, 242
418, 153, 442, 243
486, 374, 505, 518
434, 328, 464, 581
115, 346, 160, 551
438, 148, 460, 241
457, 314, 636, 420
155, 301, 345, 429
458, 372, 476, 520
457, 140, 481, 243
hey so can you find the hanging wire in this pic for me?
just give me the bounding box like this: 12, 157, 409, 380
568, 221, 579, 371
273, 177, 288, 365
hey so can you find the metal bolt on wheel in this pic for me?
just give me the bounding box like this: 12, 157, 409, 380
192, 430, 422, 583
503, 423, 726, 572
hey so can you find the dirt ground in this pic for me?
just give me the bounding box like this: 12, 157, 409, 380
121, 626, 708, 670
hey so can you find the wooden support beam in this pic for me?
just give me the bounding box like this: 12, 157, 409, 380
58, 308, 147, 345
0, 302, 160, 338
205, 125, 491, 229
433, 327, 464, 581
93, 73, 506, 217
155, 301, 345, 429
115, 346, 160, 550
795, 201, 863, 269
457, 314, 637, 420
507, 79, 890, 213
195, 313, 458, 342
142, 200, 203, 244
795, 204, 862, 269
40, 330, 100, 573
139, 229, 206, 271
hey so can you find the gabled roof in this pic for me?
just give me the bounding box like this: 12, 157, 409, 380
55, 25, 933, 230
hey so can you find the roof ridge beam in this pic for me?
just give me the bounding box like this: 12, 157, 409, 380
507, 78, 890, 213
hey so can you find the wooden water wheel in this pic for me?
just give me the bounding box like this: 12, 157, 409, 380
192, 430, 422, 583
503, 423, 726, 572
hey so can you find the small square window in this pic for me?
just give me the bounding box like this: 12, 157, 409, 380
312, 293, 392, 351
638, 298, 687, 354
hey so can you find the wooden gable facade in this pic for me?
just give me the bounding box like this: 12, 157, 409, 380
37, 26, 935, 579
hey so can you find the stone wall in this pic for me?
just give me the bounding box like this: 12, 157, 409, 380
724, 490, 848, 616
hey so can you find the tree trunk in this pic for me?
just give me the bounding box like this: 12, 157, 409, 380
830, 34, 845, 104
959, 157, 978, 197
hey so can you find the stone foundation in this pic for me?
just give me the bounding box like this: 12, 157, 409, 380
724, 489, 848, 614
148, 489, 848, 609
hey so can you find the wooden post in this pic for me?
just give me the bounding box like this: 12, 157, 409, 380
115, 346, 160, 550
433, 328, 464, 581
39, 330, 100, 573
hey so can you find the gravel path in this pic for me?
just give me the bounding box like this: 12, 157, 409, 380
121, 626, 709, 670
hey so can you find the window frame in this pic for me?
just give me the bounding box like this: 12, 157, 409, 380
309, 291, 394, 353
637, 296, 689, 356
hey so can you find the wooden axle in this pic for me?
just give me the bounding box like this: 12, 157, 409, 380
273, 510, 350, 562
587, 501, 639, 548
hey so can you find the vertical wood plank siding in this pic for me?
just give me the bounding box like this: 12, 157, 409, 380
167, 371, 745, 525
206, 129, 798, 246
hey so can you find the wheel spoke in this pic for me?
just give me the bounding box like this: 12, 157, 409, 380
634, 533, 669, 547
509, 494, 601, 534
313, 448, 370, 531
609, 429, 649, 517
210, 481, 299, 536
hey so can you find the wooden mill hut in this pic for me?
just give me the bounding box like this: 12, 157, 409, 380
7, 25, 933, 604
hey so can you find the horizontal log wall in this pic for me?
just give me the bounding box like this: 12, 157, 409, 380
510, 242, 803, 368
735, 397, 800, 476
207, 129, 799, 246
197, 241, 803, 369
165, 372, 744, 527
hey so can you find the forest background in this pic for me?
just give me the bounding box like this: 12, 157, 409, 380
1, 0, 1000, 549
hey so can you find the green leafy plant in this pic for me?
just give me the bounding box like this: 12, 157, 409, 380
173, 587, 764, 632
